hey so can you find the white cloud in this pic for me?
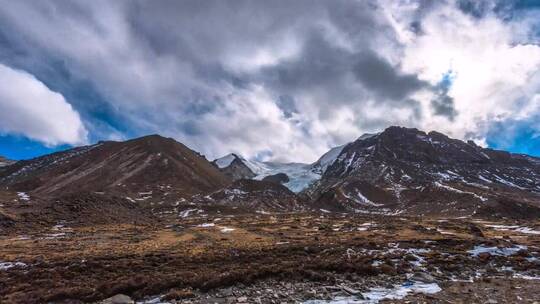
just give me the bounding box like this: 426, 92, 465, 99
0, 63, 88, 146
1, 1, 540, 161
393, 1, 540, 142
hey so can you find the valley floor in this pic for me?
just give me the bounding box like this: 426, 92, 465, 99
0, 213, 539, 303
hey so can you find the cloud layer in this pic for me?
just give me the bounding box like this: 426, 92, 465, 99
0, 0, 539, 161
0, 64, 87, 146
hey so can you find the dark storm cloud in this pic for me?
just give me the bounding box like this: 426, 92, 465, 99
431, 73, 458, 121
353, 52, 428, 101
276, 95, 298, 119
431, 94, 457, 120
253, 29, 427, 120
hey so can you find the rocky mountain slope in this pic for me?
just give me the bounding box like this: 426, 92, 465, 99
191, 179, 305, 213
0, 191, 155, 231
213, 153, 256, 181
0, 135, 230, 199
308, 126, 540, 218
1, 127, 540, 219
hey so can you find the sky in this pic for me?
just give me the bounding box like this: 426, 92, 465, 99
0, 0, 540, 162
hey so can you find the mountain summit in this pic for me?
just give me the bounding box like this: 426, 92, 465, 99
309, 126, 540, 218
0, 134, 229, 199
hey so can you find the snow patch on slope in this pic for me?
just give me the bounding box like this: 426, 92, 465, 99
214, 154, 237, 169
213, 134, 380, 193
312, 144, 347, 174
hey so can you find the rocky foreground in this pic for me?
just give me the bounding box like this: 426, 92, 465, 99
0, 212, 539, 303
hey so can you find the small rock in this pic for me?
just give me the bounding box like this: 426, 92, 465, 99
478, 252, 492, 262
468, 223, 485, 238
411, 272, 436, 283
162, 288, 195, 300
341, 286, 362, 296
100, 294, 134, 304
237, 296, 248, 302
220, 288, 233, 297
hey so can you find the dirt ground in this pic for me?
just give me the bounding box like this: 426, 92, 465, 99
0, 213, 539, 303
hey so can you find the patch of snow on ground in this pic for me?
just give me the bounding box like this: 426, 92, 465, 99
136, 297, 171, 304
485, 225, 540, 234
0, 261, 27, 271
219, 227, 235, 233
515, 227, 540, 235
43, 233, 67, 239
17, 192, 30, 201
437, 228, 456, 235
224, 189, 248, 198
179, 209, 202, 218
513, 274, 540, 280
196, 223, 215, 228
468, 245, 526, 257
304, 281, 441, 304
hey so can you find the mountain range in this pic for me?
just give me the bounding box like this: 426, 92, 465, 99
1, 126, 539, 226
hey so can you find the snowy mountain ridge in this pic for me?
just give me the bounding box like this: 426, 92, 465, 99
213, 136, 377, 192
213, 154, 322, 193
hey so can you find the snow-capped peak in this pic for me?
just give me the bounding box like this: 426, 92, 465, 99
214, 153, 325, 193
311, 144, 347, 174
214, 153, 238, 169
213, 143, 357, 193
357, 132, 379, 141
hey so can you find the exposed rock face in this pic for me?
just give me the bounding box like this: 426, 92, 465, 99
309, 126, 540, 218
0, 135, 230, 199
213, 154, 256, 181
262, 173, 289, 184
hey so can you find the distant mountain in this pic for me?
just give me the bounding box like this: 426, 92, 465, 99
309, 126, 540, 218
0, 156, 15, 167
0, 135, 230, 199
213, 154, 256, 181
213, 142, 351, 193
2, 127, 540, 219
213, 156, 322, 193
